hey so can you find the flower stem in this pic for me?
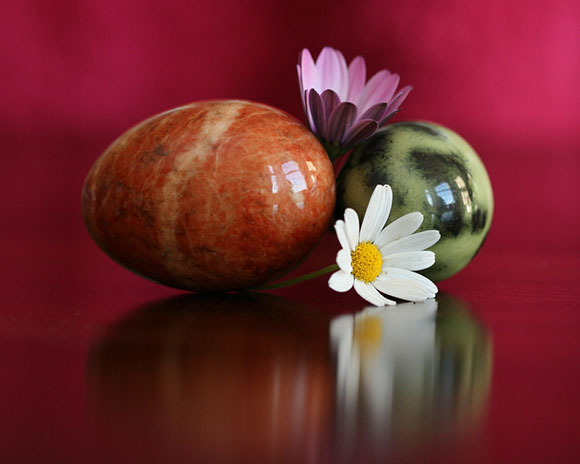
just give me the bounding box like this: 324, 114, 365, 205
321, 141, 349, 162
251, 264, 339, 291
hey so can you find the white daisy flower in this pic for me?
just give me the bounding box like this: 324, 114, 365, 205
329, 184, 440, 306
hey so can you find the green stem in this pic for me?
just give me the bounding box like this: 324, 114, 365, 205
321, 140, 349, 162
251, 264, 339, 291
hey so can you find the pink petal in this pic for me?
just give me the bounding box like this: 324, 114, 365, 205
342, 119, 379, 146
377, 109, 399, 127
359, 102, 387, 122
326, 50, 348, 101
347, 56, 366, 104
307, 89, 327, 139
299, 48, 319, 92
358, 69, 398, 114
321, 89, 341, 121
386, 85, 412, 111
303, 89, 315, 129
297, 64, 306, 109
328, 102, 357, 145
333, 49, 350, 99
382, 73, 401, 103
377, 85, 412, 126
316, 47, 348, 99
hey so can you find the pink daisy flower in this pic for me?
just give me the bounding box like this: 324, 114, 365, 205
297, 47, 412, 160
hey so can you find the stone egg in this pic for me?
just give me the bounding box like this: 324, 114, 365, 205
336, 121, 493, 281
82, 100, 336, 291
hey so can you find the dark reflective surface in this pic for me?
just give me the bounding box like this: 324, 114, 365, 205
87, 293, 333, 464
87, 293, 491, 463
330, 295, 491, 463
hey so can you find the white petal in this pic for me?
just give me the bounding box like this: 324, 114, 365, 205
354, 279, 396, 307
375, 185, 392, 240
329, 270, 354, 293
383, 251, 435, 271
374, 212, 423, 249
382, 267, 438, 293
344, 208, 360, 250
380, 230, 440, 255
336, 248, 353, 273
373, 276, 435, 301
358, 185, 384, 243
334, 220, 351, 252
360, 185, 392, 243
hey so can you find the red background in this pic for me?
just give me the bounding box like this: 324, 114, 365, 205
2, 0, 579, 252
1, 1, 579, 463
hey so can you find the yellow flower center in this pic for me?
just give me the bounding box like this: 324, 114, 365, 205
351, 242, 383, 283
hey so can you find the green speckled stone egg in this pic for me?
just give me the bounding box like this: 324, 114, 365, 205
336, 121, 493, 282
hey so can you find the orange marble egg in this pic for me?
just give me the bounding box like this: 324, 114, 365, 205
82, 100, 336, 291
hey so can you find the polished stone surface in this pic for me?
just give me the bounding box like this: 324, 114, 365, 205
337, 121, 494, 281
82, 100, 336, 291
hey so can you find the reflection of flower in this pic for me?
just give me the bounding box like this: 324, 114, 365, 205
297, 47, 412, 160
328, 185, 439, 306
330, 298, 492, 455
330, 300, 438, 419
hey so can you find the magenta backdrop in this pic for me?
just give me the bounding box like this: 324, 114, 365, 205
2, 0, 579, 254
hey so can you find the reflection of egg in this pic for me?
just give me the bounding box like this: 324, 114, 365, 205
82, 100, 335, 291
87, 294, 333, 463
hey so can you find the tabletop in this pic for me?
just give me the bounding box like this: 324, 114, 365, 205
2, 234, 579, 464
